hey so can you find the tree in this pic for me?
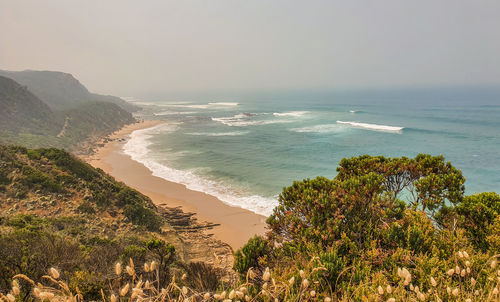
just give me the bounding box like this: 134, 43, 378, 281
336, 154, 465, 213
146, 239, 175, 287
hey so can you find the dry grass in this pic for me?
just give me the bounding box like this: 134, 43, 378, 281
1, 253, 499, 301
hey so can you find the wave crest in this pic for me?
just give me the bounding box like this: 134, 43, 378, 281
273, 111, 310, 117
186, 131, 250, 136
336, 121, 403, 132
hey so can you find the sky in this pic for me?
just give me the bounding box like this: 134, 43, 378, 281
1, 0, 499, 96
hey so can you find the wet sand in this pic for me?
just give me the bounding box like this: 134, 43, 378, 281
84, 120, 268, 249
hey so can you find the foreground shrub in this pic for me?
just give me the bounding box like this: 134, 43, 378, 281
233, 235, 270, 276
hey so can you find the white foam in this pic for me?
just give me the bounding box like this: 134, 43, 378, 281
123, 124, 277, 216
292, 124, 345, 133
207, 102, 239, 106
153, 111, 197, 116
164, 102, 239, 109
211, 113, 292, 127
273, 111, 311, 117
336, 121, 404, 132
349, 110, 358, 113
187, 131, 250, 136
212, 116, 291, 127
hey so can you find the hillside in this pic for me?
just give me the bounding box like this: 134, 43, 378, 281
0, 70, 139, 112
0, 76, 136, 152
0, 145, 233, 296
0, 76, 60, 136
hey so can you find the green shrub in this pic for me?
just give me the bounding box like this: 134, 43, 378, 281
233, 235, 270, 275
77, 201, 96, 214
123, 203, 163, 231
455, 192, 500, 251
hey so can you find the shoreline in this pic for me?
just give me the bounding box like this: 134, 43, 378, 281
83, 120, 268, 249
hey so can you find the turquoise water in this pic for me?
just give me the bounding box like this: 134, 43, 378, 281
124, 88, 500, 216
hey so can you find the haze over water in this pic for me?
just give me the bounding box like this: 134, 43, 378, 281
124, 88, 500, 216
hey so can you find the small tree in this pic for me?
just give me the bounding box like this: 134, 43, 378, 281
146, 239, 175, 286
233, 235, 270, 275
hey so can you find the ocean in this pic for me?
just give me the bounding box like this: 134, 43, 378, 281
122, 88, 500, 216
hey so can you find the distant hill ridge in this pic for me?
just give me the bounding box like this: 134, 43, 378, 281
0, 72, 136, 152
0, 76, 60, 135
0, 69, 139, 112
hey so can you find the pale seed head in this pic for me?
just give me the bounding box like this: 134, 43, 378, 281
299, 269, 305, 278
289, 276, 295, 285
378, 285, 384, 295
262, 267, 271, 281
12, 286, 20, 296
115, 262, 122, 276
447, 269, 455, 276
6, 294, 15, 302
126, 265, 134, 276
301, 278, 309, 288
387, 299, 396, 302
452, 288, 459, 297
491, 259, 498, 269
397, 267, 403, 278
33, 287, 41, 298
386, 285, 392, 294
310, 290, 316, 297
49, 267, 60, 279
120, 283, 130, 296
404, 273, 411, 285
430, 277, 437, 287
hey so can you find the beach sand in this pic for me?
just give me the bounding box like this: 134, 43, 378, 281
84, 120, 268, 249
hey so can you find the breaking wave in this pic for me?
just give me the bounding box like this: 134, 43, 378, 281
336, 121, 404, 133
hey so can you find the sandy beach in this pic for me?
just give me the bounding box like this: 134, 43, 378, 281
84, 120, 268, 249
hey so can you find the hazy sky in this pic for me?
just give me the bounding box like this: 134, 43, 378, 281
1, 0, 499, 96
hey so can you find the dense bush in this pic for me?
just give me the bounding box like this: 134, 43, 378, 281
234, 154, 499, 301
233, 235, 271, 275
124, 203, 163, 231
454, 192, 500, 251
